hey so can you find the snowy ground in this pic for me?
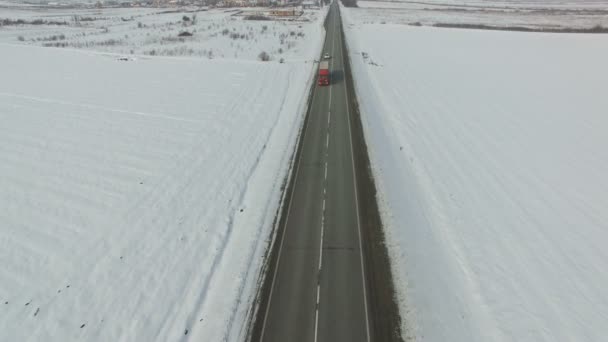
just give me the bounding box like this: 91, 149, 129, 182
0, 5, 327, 342
352, 0, 608, 30
342, 3, 608, 342
0, 4, 324, 60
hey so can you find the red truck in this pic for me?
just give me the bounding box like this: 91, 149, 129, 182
318, 61, 330, 86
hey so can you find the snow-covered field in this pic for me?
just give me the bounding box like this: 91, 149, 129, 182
352, 0, 608, 29
0, 5, 327, 342
0, 4, 323, 60
342, 3, 608, 342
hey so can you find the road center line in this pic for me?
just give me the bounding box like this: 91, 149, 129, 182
319, 213, 325, 270
314, 7, 338, 342
314, 197, 326, 342
314, 282, 321, 342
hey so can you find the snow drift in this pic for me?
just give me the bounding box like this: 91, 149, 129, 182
0, 10, 325, 338
342, 6, 608, 342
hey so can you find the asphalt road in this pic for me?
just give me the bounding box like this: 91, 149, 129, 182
250, 3, 402, 341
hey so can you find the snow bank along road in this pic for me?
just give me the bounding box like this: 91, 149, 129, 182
250, 3, 402, 342
0, 18, 324, 341
342, 5, 608, 342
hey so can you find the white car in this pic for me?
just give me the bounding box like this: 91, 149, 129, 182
323, 53, 331, 59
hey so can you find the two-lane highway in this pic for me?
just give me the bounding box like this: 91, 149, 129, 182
250, 2, 401, 341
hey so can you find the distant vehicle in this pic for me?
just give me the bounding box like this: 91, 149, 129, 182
318, 60, 330, 86
323, 53, 331, 59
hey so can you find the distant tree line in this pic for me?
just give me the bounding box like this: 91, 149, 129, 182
1, 18, 68, 26
433, 23, 608, 33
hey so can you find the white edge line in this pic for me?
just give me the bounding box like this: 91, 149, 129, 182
338, 6, 372, 342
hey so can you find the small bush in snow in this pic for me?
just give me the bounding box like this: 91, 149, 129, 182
43, 42, 68, 48
41, 34, 66, 41
98, 39, 122, 46
258, 51, 270, 61
162, 36, 185, 43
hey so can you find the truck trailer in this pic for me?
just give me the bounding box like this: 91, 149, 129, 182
318, 61, 330, 86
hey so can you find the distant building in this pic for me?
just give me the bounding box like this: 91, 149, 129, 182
270, 8, 298, 16
302, 0, 315, 8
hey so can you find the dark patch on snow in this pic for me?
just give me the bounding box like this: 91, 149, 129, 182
25, 301, 31, 306
34, 308, 40, 317
80, 324, 86, 329
184, 329, 188, 335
